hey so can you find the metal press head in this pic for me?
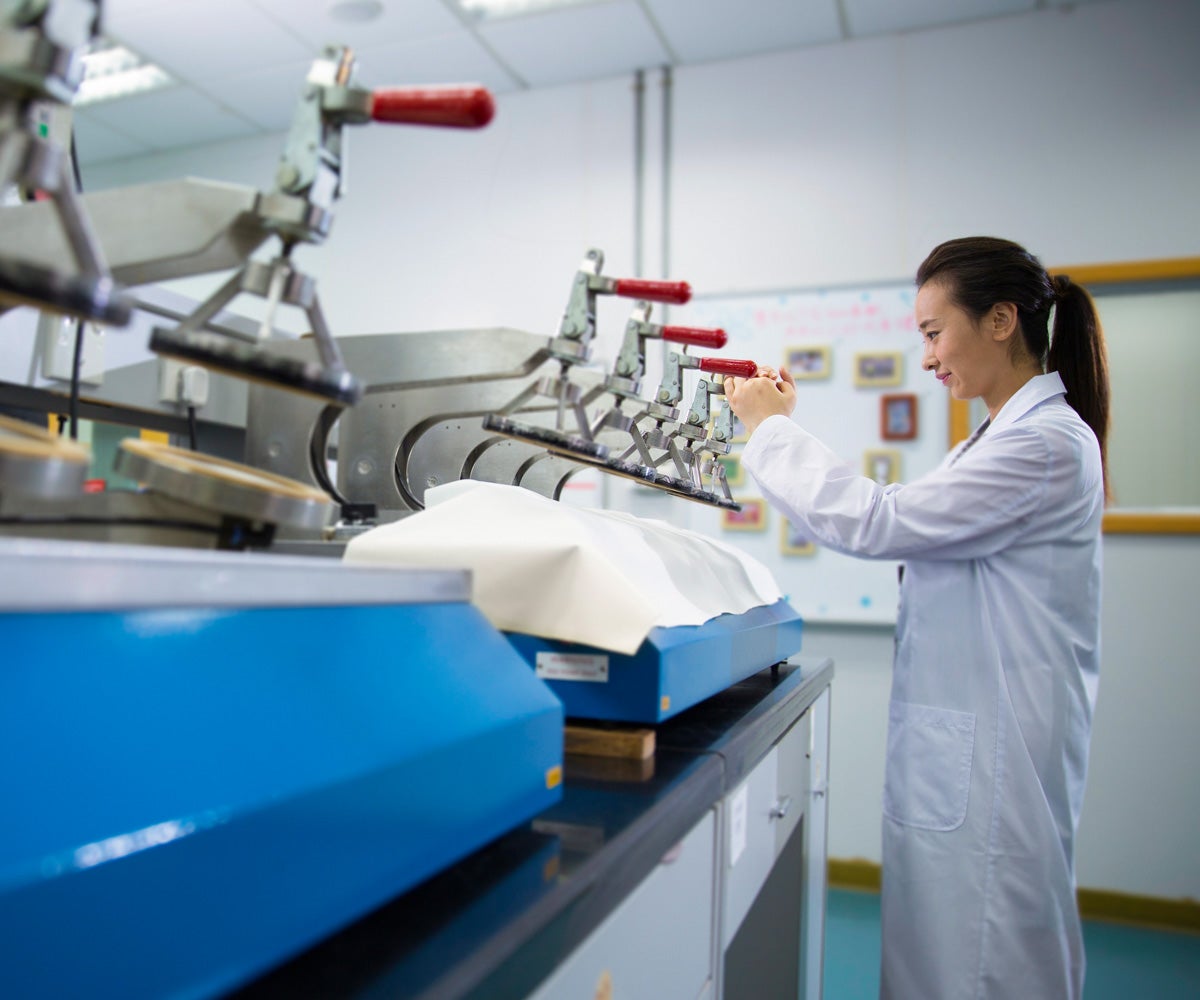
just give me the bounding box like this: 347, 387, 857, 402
144, 51, 496, 405
150, 326, 364, 407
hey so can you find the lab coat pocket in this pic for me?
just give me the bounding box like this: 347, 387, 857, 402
882, 701, 976, 832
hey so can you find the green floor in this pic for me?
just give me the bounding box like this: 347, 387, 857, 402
825, 888, 1200, 998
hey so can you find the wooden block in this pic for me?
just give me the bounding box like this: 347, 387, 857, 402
564, 722, 655, 760
566, 753, 656, 784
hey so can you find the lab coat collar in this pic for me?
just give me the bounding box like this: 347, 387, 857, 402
988, 371, 1067, 434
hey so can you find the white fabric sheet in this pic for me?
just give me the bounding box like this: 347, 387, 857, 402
342, 481, 783, 655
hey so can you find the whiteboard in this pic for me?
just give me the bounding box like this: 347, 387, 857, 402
612, 283, 953, 625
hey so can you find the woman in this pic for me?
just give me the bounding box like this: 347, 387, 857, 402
723, 237, 1109, 999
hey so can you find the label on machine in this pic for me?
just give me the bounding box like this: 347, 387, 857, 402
535, 652, 609, 683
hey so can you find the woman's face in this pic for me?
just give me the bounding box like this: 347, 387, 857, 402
916, 281, 1002, 404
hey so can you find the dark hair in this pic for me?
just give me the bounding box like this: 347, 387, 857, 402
916, 236, 1110, 488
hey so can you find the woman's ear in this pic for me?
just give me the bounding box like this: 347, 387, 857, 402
989, 301, 1019, 343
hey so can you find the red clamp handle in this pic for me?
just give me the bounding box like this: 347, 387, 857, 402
371, 86, 495, 128
699, 357, 758, 379
613, 279, 692, 305
663, 326, 727, 349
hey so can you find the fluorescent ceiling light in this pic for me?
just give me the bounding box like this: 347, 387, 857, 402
458, 0, 603, 22
75, 43, 173, 106
329, 0, 384, 21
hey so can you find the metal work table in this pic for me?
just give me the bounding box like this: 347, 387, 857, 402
234, 658, 834, 1000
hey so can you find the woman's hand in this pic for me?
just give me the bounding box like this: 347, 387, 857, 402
723, 366, 797, 436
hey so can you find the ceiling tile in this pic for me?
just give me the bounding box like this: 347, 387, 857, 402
477, 0, 671, 88
193, 58, 319, 132
104, 0, 314, 84
644, 0, 843, 64
352, 32, 521, 93
73, 0, 1096, 163
250, 0, 464, 50
79, 86, 263, 150
843, 0, 1034, 39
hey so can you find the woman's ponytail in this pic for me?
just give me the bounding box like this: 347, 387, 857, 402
1047, 275, 1110, 492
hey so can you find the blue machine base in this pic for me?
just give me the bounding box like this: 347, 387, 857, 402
0, 601, 563, 999
506, 599, 803, 723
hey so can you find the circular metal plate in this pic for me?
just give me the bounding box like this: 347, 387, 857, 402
114, 439, 335, 531
0, 415, 90, 499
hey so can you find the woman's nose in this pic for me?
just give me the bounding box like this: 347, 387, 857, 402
921, 341, 937, 371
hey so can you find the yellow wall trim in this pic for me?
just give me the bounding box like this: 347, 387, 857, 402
1077, 887, 1200, 934
828, 857, 881, 892
1103, 511, 1200, 535
827, 858, 1200, 933
1053, 257, 1200, 286
948, 398, 971, 448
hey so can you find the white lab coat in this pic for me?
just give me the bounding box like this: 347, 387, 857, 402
741, 372, 1102, 999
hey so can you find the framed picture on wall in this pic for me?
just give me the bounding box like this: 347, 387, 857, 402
784, 345, 832, 381
780, 518, 816, 556
717, 454, 744, 488
864, 449, 902, 485
854, 351, 903, 387
880, 393, 919, 440
721, 499, 767, 532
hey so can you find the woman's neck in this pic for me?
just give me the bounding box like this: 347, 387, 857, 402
983, 363, 1043, 420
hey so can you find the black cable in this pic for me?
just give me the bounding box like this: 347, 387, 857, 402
68, 317, 84, 439
66, 125, 87, 440
186, 405, 198, 451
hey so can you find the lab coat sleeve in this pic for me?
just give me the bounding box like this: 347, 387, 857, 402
740, 414, 1051, 561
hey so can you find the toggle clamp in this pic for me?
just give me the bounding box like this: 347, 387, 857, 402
482, 251, 753, 509
150, 46, 496, 406
613, 351, 754, 507
483, 247, 693, 460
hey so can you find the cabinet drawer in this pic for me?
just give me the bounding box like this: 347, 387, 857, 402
530, 809, 716, 1000
774, 711, 812, 853
723, 711, 813, 945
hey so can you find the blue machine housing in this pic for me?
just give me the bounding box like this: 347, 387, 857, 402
0, 540, 563, 1000
506, 598, 803, 723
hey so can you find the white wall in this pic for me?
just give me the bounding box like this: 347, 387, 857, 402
79, 0, 1200, 900
670, 0, 1200, 292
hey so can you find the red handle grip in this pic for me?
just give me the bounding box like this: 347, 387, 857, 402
371, 86, 495, 128
613, 279, 692, 305
662, 326, 727, 349
699, 357, 758, 379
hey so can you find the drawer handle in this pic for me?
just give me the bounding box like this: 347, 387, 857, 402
770, 795, 792, 820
